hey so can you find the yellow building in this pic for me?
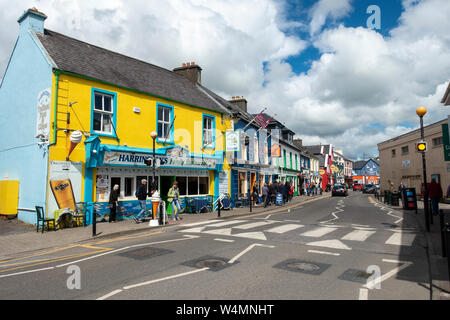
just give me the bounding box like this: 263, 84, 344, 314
33, 15, 233, 221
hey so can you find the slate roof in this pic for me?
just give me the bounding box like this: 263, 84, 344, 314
353, 159, 379, 171
36, 29, 231, 114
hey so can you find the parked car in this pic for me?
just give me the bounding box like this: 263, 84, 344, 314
362, 184, 377, 194
332, 184, 348, 197
353, 183, 363, 191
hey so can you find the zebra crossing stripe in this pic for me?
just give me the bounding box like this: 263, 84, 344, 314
385, 232, 416, 246
341, 230, 376, 242
207, 220, 248, 228
266, 224, 304, 234
233, 221, 278, 230
301, 226, 338, 238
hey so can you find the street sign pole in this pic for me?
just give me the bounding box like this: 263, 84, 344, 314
419, 115, 430, 232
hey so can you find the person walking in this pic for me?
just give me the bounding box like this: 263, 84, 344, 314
168, 181, 182, 221
281, 181, 288, 205
109, 184, 119, 223
288, 183, 294, 202
134, 179, 150, 223
428, 179, 443, 216
262, 183, 270, 208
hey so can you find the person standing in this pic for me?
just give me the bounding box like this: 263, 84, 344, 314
262, 183, 269, 208
428, 179, 443, 216
281, 181, 288, 204
109, 184, 119, 223
134, 179, 150, 223
168, 181, 182, 221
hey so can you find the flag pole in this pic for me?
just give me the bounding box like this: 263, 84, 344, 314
242, 107, 267, 131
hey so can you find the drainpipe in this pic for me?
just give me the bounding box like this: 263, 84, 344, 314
48, 70, 60, 147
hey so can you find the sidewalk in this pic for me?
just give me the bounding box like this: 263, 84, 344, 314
376, 197, 450, 300
0, 194, 329, 260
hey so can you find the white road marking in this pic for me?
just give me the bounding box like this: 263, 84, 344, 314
387, 211, 404, 224
180, 226, 206, 233
228, 243, 275, 264
207, 220, 248, 228
214, 238, 235, 243
203, 228, 232, 236
123, 267, 209, 290
284, 219, 301, 222
233, 231, 267, 241
0, 266, 54, 279
181, 220, 219, 227
341, 230, 376, 242
385, 232, 416, 246
359, 288, 368, 300
306, 239, 352, 250
56, 236, 199, 268
307, 250, 340, 256
233, 221, 278, 230
301, 226, 338, 237
364, 259, 413, 290
97, 289, 123, 300
266, 224, 304, 234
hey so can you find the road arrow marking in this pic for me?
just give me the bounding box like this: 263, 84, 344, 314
306, 239, 352, 250
203, 228, 233, 236
228, 243, 275, 264
179, 226, 206, 233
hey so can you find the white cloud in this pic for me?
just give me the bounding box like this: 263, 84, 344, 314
1, 0, 449, 160
308, 0, 352, 36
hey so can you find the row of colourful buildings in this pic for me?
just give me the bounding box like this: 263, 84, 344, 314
0, 9, 366, 224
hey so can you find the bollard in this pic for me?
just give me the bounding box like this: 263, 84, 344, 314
440, 209, 446, 257
92, 203, 96, 237
445, 222, 450, 282
250, 196, 253, 213
217, 198, 221, 218
429, 201, 434, 225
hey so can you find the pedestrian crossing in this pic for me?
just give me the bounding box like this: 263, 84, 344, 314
179, 218, 420, 249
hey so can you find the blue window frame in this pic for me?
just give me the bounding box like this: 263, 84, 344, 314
156, 103, 174, 144
91, 88, 117, 138
202, 113, 215, 149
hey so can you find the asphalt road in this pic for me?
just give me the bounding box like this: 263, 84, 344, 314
0, 192, 431, 300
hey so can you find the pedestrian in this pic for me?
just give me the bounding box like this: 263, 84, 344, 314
262, 183, 269, 208
270, 181, 277, 205
252, 185, 259, 207
311, 182, 315, 196
281, 181, 288, 204
447, 184, 450, 199
398, 182, 406, 193
168, 181, 182, 221
134, 179, 150, 223
428, 179, 443, 216
108, 184, 119, 223
289, 183, 294, 201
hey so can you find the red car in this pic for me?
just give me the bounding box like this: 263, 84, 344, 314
353, 183, 363, 191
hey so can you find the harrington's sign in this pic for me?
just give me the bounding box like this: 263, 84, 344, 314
102, 151, 216, 169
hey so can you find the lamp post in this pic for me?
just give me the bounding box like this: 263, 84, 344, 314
416, 106, 430, 232
150, 131, 158, 220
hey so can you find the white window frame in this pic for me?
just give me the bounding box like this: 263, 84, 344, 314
93, 92, 114, 134
157, 105, 171, 140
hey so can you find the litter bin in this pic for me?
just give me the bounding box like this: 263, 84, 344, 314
401, 188, 417, 210
391, 192, 400, 206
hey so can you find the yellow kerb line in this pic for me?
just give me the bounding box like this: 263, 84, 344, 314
0, 249, 111, 273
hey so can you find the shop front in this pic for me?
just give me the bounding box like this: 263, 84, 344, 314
84, 140, 223, 222
231, 163, 274, 205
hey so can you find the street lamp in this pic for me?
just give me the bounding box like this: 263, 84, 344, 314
416, 106, 430, 232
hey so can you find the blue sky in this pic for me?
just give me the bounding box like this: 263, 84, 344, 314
283, 0, 404, 75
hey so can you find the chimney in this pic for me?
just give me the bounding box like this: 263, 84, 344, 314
173, 62, 202, 84
18, 7, 47, 34
228, 96, 248, 112
294, 139, 302, 147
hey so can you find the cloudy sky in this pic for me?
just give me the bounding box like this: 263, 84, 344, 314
0, 0, 449, 159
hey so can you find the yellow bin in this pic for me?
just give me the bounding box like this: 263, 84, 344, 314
0, 180, 19, 216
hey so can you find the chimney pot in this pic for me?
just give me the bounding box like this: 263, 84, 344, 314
187, 62, 191, 67
191, 62, 195, 65
173, 62, 202, 84
182, 63, 186, 67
